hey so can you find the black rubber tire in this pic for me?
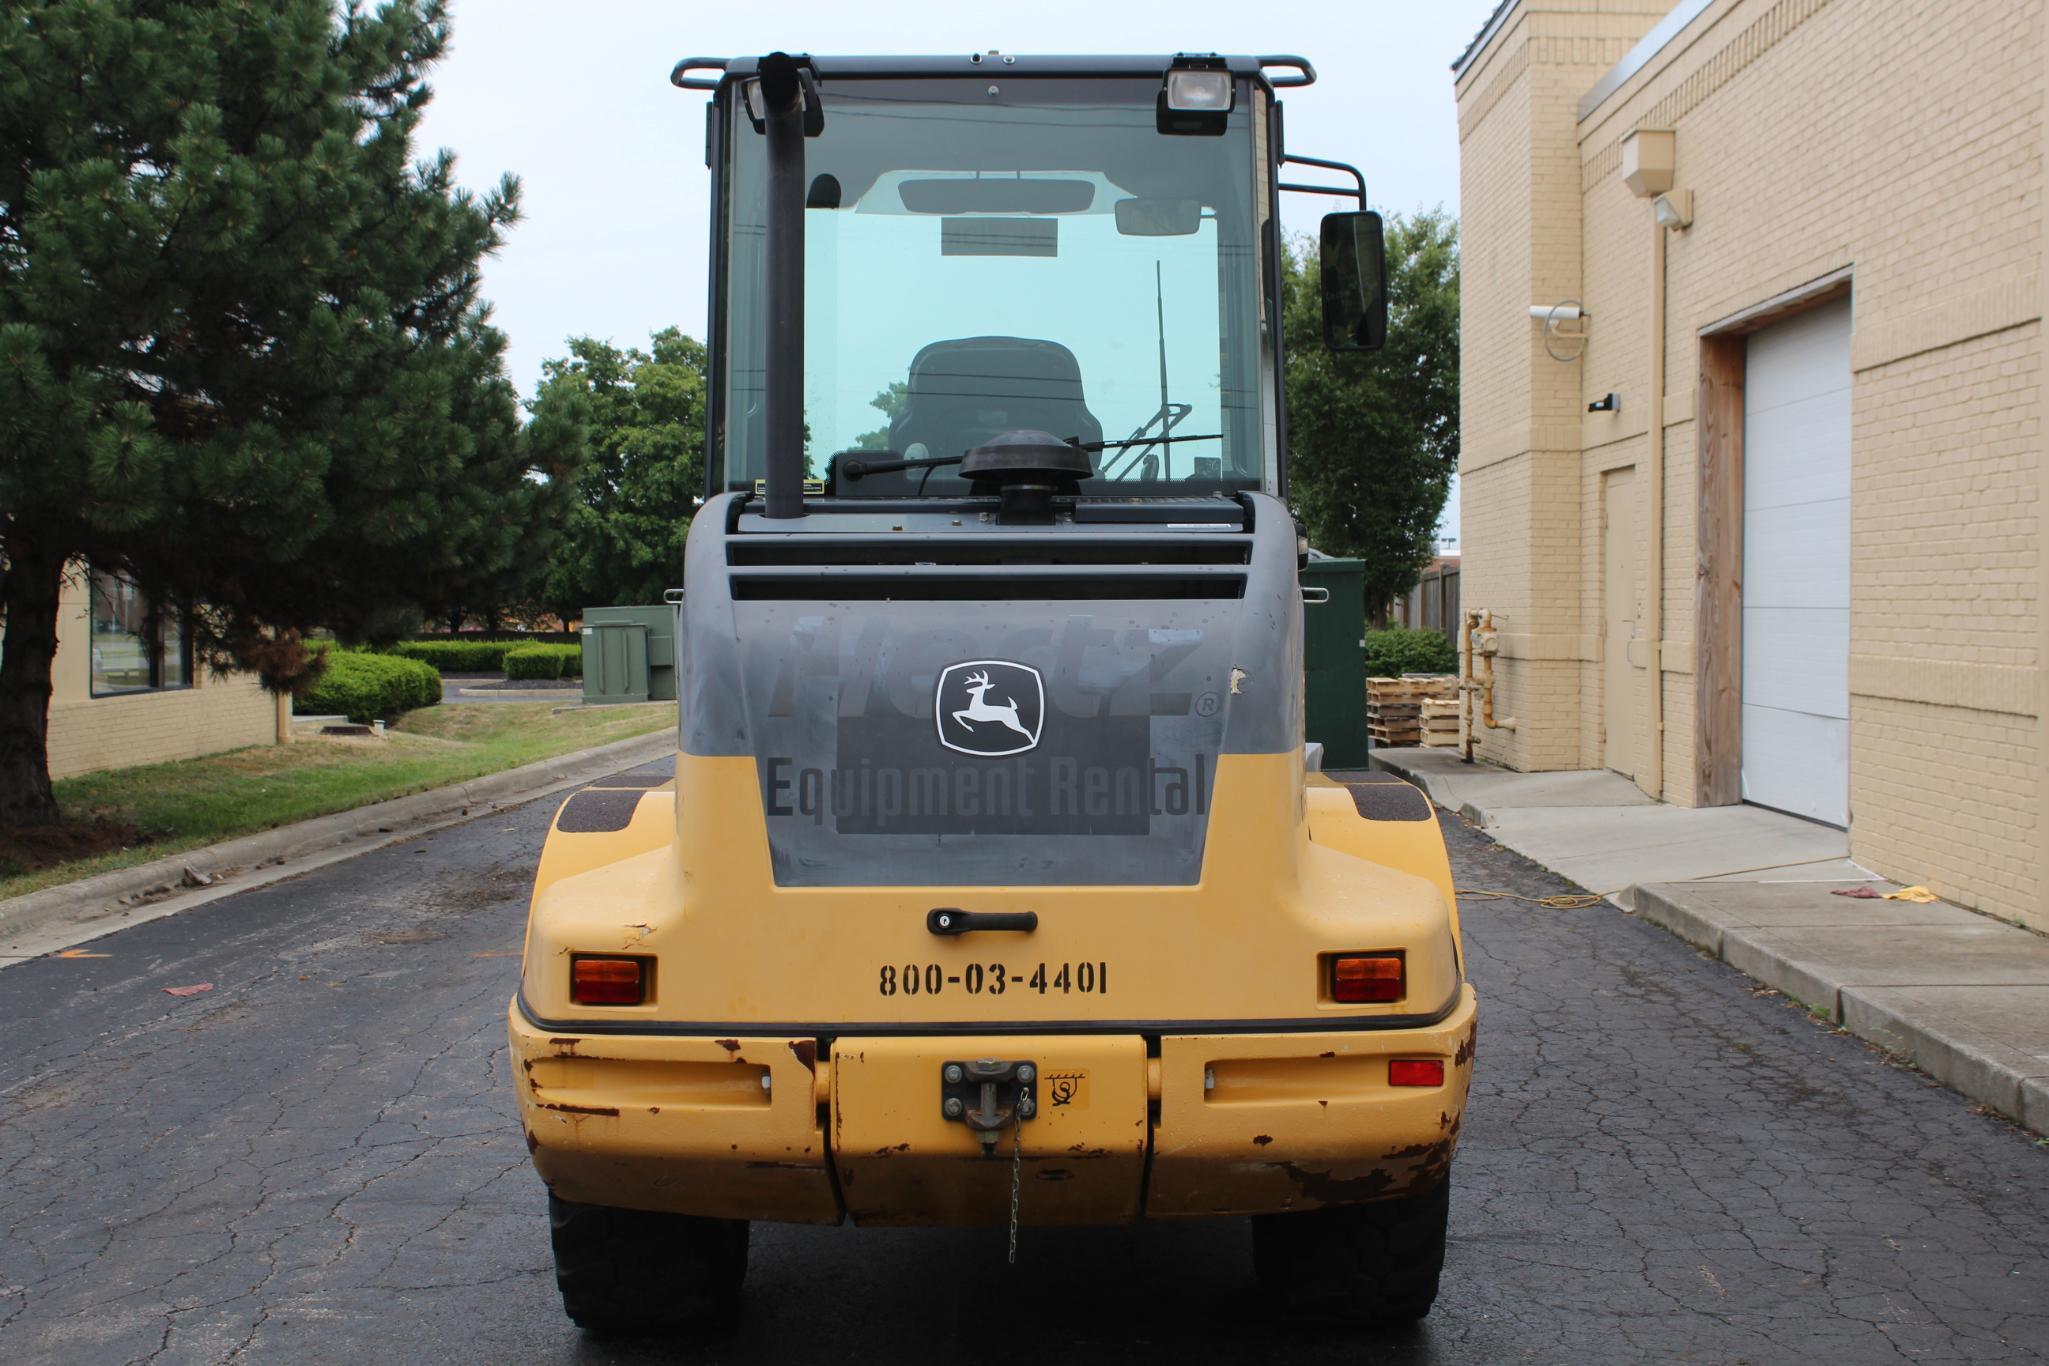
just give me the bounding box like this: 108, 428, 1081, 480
1252, 1180, 1450, 1325
548, 1194, 749, 1334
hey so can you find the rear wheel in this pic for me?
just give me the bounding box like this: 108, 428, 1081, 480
548, 1194, 748, 1334
1252, 1180, 1449, 1325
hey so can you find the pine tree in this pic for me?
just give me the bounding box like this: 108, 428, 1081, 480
0, 0, 576, 825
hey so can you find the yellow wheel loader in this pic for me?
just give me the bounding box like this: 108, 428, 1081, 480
511, 50, 1475, 1332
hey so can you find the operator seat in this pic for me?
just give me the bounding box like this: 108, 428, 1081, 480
872, 337, 1103, 495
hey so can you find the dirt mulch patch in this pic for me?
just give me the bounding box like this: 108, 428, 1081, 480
0, 817, 150, 876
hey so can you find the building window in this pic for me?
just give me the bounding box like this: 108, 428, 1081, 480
89, 571, 190, 696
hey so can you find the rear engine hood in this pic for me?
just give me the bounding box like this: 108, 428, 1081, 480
679, 492, 1303, 886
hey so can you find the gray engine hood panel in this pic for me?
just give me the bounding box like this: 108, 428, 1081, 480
678, 492, 1303, 886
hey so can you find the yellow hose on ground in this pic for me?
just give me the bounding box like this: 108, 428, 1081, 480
1456, 889, 1607, 910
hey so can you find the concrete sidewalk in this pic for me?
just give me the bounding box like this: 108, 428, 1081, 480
1373, 746, 1861, 900
1372, 746, 2049, 1132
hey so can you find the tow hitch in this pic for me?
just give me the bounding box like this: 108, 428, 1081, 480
940, 1059, 1037, 1154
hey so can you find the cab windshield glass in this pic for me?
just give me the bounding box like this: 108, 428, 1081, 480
719, 75, 1268, 498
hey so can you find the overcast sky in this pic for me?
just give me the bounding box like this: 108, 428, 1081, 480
413, 0, 1498, 545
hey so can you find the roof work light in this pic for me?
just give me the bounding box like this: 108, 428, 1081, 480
1159, 58, 1233, 135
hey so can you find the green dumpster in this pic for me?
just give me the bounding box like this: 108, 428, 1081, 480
581, 605, 679, 706
1300, 556, 1369, 769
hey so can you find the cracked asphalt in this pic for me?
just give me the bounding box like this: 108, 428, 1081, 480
2, 764, 2046, 1364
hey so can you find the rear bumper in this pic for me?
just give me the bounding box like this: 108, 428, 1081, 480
508, 986, 1477, 1225
1147, 987, 1477, 1218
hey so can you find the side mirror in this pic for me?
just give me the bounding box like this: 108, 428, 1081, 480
1320, 210, 1387, 352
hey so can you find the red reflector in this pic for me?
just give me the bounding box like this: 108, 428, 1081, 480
1331, 954, 1403, 1003
1389, 1059, 1445, 1087
571, 956, 646, 1006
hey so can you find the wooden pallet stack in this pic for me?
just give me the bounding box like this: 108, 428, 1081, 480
1366, 676, 1457, 748
1420, 698, 1463, 748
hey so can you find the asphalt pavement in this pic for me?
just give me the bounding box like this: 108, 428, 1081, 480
1, 762, 2045, 1364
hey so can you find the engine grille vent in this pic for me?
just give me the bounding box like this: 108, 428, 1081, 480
728, 533, 1250, 568
726, 532, 1252, 601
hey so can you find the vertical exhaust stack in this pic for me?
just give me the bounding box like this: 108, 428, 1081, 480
758, 52, 812, 519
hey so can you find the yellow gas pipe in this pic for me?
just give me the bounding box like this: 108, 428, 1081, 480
1459, 608, 1518, 763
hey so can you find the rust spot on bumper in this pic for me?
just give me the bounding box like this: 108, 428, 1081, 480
1277, 1114, 1460, 1206
538, 1101, 620, 1118
1279, 1162, 1398, 1203
714, 1038, 742, 1054
788, 1039, 818, 1070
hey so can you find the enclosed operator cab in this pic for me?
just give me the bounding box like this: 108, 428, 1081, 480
511, 52, 1474, 1335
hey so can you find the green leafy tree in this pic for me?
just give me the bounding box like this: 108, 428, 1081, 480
535, 329, 708, 617
851, 382, 908, 451
0, 0, 576, 826
1283, 210, 1459, 621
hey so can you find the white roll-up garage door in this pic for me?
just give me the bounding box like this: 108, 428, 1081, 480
1741, 296, 1851, 827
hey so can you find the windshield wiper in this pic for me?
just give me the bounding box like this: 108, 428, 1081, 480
831, 448, 968, 498
1072, 432, 1221, 452
836, 451, 963, 481
832, 431, 1219, 499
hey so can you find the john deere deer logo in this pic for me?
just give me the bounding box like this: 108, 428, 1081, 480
935, 661, 1044, 757
953, 671, 1029, 740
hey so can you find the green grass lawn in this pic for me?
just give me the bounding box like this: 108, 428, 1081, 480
0, 701, 675, 901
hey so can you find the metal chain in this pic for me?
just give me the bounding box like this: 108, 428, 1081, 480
1006, 1110, 1022, 1265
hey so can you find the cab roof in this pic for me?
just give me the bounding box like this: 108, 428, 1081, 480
672, 53, 1315, 90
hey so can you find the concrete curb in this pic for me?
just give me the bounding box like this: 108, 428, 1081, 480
1629, 884, 1726, 953
1368, 748, 1453, 807
1370, 750, 1644, 908
0, 728, 675, 958
1369, 752, 1499, 834
1636, 884, 2047, 1131
451, 686, 581, 699
1838, 988, 2039, 1130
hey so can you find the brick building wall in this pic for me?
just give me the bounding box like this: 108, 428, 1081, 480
1455, 1, 1669, 772
1455, 0, 2048, 930
42, 566, 277, 781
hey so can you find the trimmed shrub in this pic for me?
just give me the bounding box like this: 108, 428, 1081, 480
1364, 627, 1458, 678
299, 650, 442, 723
388, 639, 513, 673
503, 643, 584, 680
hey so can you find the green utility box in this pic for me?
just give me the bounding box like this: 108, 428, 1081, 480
581, 605, 679, 706
1300, 556, 1369, 769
